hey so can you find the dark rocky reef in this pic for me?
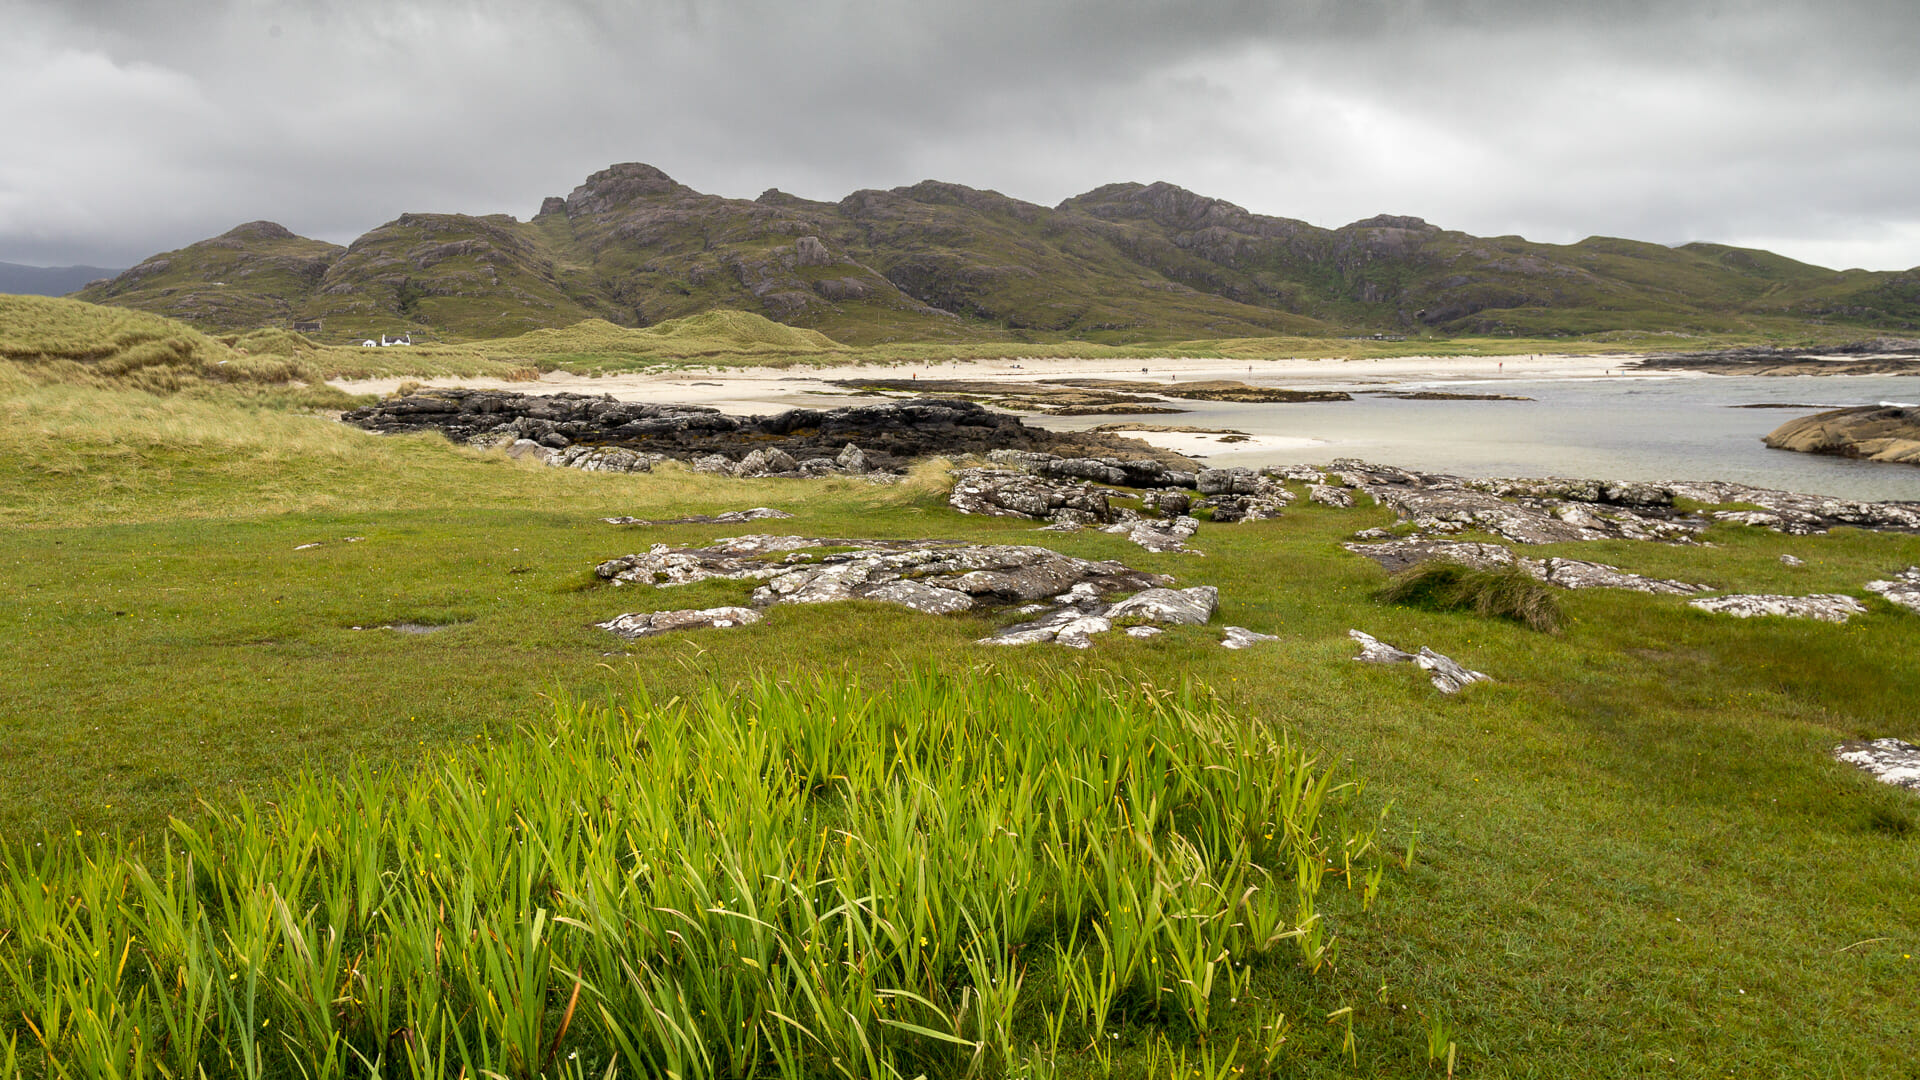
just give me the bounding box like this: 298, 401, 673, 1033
340, 391, 1195, 472
1633, 340, 1920, 377
1763, 405, 1920, 465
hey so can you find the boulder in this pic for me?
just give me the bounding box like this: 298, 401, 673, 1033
1349, 629, 1416, 664
1105, 585, 1219, 626
1764, 406, 1920, 465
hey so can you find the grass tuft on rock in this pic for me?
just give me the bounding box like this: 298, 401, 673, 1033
1377, 559, 1563, 632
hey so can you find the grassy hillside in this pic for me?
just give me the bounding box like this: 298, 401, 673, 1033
1, 352, 1916, 1074
71, 164, 1920, 347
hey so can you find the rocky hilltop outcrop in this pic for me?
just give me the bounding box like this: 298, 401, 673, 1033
1764, 406, 1920, 465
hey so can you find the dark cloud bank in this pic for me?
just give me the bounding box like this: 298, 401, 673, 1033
5, 0, 1917, 272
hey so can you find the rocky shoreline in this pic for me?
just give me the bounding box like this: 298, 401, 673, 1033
1632, 339, 1920, 377
340, 390, 1196, 473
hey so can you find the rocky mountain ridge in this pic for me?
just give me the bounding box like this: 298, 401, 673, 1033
75, 162, 1920, 344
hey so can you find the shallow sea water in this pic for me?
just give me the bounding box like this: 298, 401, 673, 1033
1036, 374, 1920, 503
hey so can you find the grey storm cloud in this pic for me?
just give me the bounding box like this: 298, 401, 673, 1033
4, 0, 1918, 271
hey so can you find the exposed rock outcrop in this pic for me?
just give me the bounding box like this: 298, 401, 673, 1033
1348, 629, 1490, 693
594, 536, 1165, 616
1764, 406, 1920, 465
1316, 460, 1920, 539
345, 392, 1190, 474
1343, 538, 1711, 594
981, 584, 1221, 649
598, 607, 762, 638
604, 508, 793, 526
1833, 738, 1920, 791
1864, 567, 1920, 613
1688, 594, 1867, 622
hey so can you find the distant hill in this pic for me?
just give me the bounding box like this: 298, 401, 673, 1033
1, 262, 124, 297
75, 163, 1920, 344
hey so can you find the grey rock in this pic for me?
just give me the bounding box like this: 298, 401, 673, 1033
1533, 557, 1708, 595
1349, 629, 1417, 664
597, 537, 1164, 623
1417, 646, 1491, 694
1220, 626, 1279, 650
1125, 625, 1165, 639
604, 508, 793, 526
506, 438, 555, 463
1864, 567, 1920, 613
1344, 539, 1708, 594
598, 606, 761, 638
1833, 738, 1920, 791
1309, 484, 1355, 508
836, 443, 871, 473
1104, 514, 1201, 553
1779, 554, 1806, 567
949, 467, 1110, 523
1347, 629, 1489, 692
1265, 464, 1329, 484
1142, 490, 1192, 517
795, 235, 833, 266
1106, 585, 1219, 626
1688, 594, 1867, 622
1201, 493, 1290, 524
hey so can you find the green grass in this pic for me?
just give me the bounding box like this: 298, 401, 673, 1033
1, 377, 1918, 1075
1, 670, 1389, 1077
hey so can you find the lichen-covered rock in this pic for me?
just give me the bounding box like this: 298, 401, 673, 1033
1343, 539, 1709, 594
1688, 594, 1867, 622
1349, 629, 1416, 664
596, 537, 1163, 620
1348, 629, 1489, 693
1309, 484, 1355, 508
1104, 514, 1200, 553
1106, 585, 1219, 626
605, 508, 793, 526
949, 468, 1110, 523
598, 606, 761, 638
1764, 406, 1920, 465
1864, 567, 1920, 613
1220, 626, 1279, 649
1833, 738, 1920, 791
1417, 646, 1491, 694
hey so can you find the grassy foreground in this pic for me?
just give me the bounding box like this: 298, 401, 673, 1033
1, 346, 1917, 1075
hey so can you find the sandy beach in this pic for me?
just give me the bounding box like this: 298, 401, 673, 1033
330, 351, 1661, 418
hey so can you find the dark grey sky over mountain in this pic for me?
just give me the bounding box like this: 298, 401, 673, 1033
6, 0, 1917, 271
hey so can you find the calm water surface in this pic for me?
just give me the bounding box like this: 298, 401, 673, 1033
1036, 374, 1920, 503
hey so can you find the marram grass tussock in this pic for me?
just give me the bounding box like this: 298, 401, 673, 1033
0, 668, 1391, 1078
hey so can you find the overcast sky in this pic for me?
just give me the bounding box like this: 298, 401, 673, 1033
5, 0, 1918, 272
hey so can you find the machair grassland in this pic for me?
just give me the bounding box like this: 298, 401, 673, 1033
0, 296, 1916, 1077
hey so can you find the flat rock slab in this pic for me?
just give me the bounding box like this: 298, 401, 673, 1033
1833, 738, 1920, 791
1865, 567, 1920, 613
1764, 406, 1920, 465
599, 607, 762, 638
1323, 458, 1920, 540
1220, 626, 1279, 650
596, 536, 1165, 617
981, 585, 1221, 649
1688, 594, 1868, 622
605, 508, 794, 526
1344, 539, 1709, 594
1349, 629, 1490, 694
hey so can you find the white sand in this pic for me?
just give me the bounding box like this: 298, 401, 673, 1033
330, 351, 1663, 414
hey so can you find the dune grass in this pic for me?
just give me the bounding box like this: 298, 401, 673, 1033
1, 372, 1917, 1075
